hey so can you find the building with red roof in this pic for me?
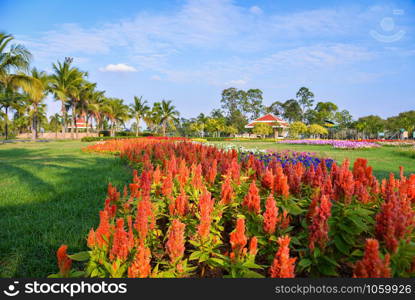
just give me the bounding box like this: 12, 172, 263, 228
245, 113, 289, 138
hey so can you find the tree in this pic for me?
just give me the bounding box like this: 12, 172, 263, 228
289, 121, 307, 138
307, 101, 338, 125
19, 68, 50, 140
296, 87, 314, 119
152, 100, 179, 136
253, 123, 273, 138
266, 101, 284, 116
355, 115, 385, 138
334, 110, 353, 129
130, 96, 150, 136
0, 32, 32, 139
102, 98, 130, 136
49, 113, 62, 138
281, 99, 302, 123
244, 89, 265, 120
307, 124, 328, 138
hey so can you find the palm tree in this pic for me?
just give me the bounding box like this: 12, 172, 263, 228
0, 32, 32, 139
18, 68, 50, 139
50, 58, 86, 138
153, 100, 179, 136
102, 98, 130, 136
49, 113, 62, 139
130, 96, 149, 136
86, 89, 105, 133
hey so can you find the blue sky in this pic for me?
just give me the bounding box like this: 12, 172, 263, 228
1, 0, 414, 120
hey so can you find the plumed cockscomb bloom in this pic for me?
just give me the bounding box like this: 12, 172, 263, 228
269, 236, 296, 278
220, 175, 234, 205
177, 159, 190, 187
191, 163, 204, 190
169, 189, 189, 217
110, 218, 130, 261
230, 218, 248, 259
95, 210, 112, 248
274, 167, 290, 199
153, 165, 162, 185
166, 219, 186, 263
161, 173, 174, 198
128, 243, 151, 278
308, 194, 332, 251
243, 181, 261, 214
263, 193, 280, 235
206, 159, 218, 184
135, 197, 154, 243
353, 239, 391, 278
229, 158, 241, 183
57, 245, 72, 277
87, 228, 96, 248
197, 190, 215, 239
249, 236, 258, 256
262, 168, 274, 191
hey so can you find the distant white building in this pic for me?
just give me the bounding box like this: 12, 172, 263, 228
244, 113, 289, 138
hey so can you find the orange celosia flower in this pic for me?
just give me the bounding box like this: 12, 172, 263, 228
269, 236, 296, 278
249, 236, 258, 256
128, 243, 151, 278
243, 181, 261, 214
230, 218, 248, 259
162, 173, 174, 198
262, 168, 274, 191
191, 164, 204, 190
206, 159, 218, 184
177, 159, 189, 187
95, 210, 112, 248
353, 239, 391, 278
166, 219, 186, 263
263, 193, 280, 235
197, 189, 215, 239
135, 197, 154, 243
57, 245, 72, 277
110, 218, 130, 261
87, 228, 96, 248
274, 167, 290, 199
153, 165, 162, 185
220, 175, 234, 205
169, 189, 189, 217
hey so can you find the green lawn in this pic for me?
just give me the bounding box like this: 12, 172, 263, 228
212, 141, 415, 179
0, 140, 131, 277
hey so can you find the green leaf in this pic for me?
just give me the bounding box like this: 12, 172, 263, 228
70, 270, 85, 278
47, 273, 61, 278
242, 261, 263, 269
317, 263, 338, 276
199, 252, 210, 262
298, 258, 312, 268
321, 255, 340, 267
242, 270, 265, 278
68, 251, 90, 261
208, 257, 226, 267
189, 251, 202, 261
347, 215, 368, 232
334, 236, 350, 255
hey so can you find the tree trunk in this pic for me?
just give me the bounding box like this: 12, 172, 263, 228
162, 122, 166, 136
4, 106, 9, 140
74, 102, 78, 139
136, 117, 139, 136
61, 102, 66, 137
32, 104, 38, 140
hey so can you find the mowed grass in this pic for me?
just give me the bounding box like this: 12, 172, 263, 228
212, 141, 415, 179
0, 140, 131, 278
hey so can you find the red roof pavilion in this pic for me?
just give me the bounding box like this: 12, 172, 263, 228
245, 113, 289, 128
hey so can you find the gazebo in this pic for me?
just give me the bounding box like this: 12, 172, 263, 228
245, 113, 289, 138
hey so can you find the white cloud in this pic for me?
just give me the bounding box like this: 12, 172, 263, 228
150, 75, 162, 80
226, 79, 247, 86
99, 63, 137, 72
249, 6, 263, 15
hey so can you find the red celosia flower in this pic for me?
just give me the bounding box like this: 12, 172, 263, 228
353, 239, 391, 278
229, 158, 241, 183
57, 245, 72, 277
177, 159, 189, 187
128, 243, 151, 278
206, 159, 217, 184
197, 189, 215, 239
375, 185, 415, 253
262, 168, 274, 191
135, 197, 154, 243
243, 181, 261, 214
169, 188, 189, 217
274, 167, 290, 199
110, 218, 130, 261
191, 163, 204, 190
166, 219, 186, 263
220, 175, 234, 205
269, 236, 296, 278
308, 194, 332, 251
161, 173, 173, 198
95, 210, 112, 248
263, 193, 280, 235
153, 165, 162, 185
87, 228, 96, 248
249, 236, 258, 256
230, 218, 248, 259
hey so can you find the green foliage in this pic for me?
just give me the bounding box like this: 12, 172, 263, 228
252, 123, 273, 137
307, 124, 328, 137
289, 121, 307, 138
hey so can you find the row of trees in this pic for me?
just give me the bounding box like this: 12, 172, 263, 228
0, 32, 180, 139
1, 31, 414, 139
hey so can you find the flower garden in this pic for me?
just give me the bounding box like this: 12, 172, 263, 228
49, 137, 415, 278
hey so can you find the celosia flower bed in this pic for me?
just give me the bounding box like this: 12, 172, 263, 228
50, 138, 415, 278
278, 139, 380, 149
